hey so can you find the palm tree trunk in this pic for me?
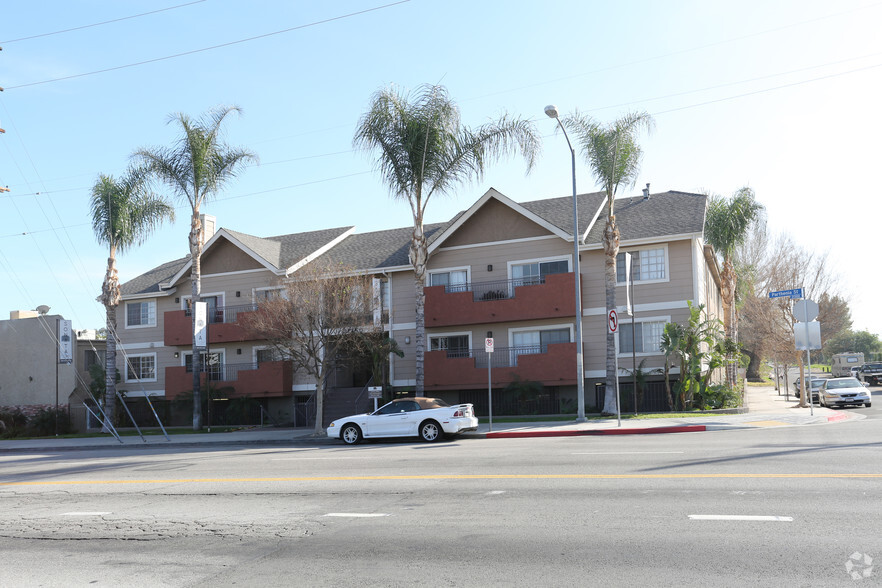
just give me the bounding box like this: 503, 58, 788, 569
190, 212, 203, 430
664, 361, 673, 411
101, 248, 119, 433
721, 258, 737, 387
410, 224, 428, 397
602, 215, 619, 415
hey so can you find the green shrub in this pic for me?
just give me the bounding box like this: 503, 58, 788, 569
26, 407, 74, 437
0, 409, 28, 438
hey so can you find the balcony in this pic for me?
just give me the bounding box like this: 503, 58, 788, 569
164, 360, 293, 400
425, 272, 578, 327
425, 342, 577, 390
164, 304, 260, 346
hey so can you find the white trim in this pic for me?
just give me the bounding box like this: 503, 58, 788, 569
584, 300, 690, 316
120, 288, 176, 301
580, 232, 701, 252
693, 237, 703, 307
507, 323, 574, 348
124, 352, 158, 383
436, 234, 560, 253
118, 341, 165, 350
392, 322, 416, 331
201, 267, 274, 279
292, 384, 317, 392
617, 244, 669, 287
392, 379, 417, 387
427, 188, 573, 255
124, 300, 157, 329
425, 265, 471, 287
285, 227, 357, 276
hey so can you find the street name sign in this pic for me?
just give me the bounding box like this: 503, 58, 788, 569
768, 288, 803, 299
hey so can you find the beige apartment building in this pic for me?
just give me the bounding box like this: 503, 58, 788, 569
116, 188, 724, 426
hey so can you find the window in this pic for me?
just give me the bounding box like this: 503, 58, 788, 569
617, 248, 666, 283
430, 269, 468, 292
126, 300, 156, 327
185, 295, 223, 323
256, 348, 279, 365
618, 321, 665, 354
125, 354, 156, 382
185, 351, 224, 380
512, 260, 568, 286
513, 328, 570, 351
430, 334, 470, 358
84, 349, 104, 371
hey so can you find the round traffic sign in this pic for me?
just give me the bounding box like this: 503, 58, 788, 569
608, 309, 618, 333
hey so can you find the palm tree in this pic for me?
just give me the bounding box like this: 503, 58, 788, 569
659, 321, 683, 411
90, 168, 175, 431
564, 111, 654, 414
704, 187, 763, 386
354, 84, 540, 396
134, 106, 256, 429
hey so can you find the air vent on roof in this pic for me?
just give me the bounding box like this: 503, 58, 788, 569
642, 183, 651, 200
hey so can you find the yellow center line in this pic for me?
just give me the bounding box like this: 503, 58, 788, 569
1, 473, 881, 487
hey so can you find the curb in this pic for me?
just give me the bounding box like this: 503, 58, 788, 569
485, 425, 707, 439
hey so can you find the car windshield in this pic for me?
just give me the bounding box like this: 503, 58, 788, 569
864, 363, 882, 370
827, 378, 860, 389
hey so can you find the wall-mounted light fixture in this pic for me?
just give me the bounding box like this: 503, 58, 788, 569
487, 331, 493, 339
174, 352, 179, 359
405, 336, 411, 344
175, 297, 180, 303
487, 264, 493, 272
235, 291, 241, 297
236, 348, 242, 355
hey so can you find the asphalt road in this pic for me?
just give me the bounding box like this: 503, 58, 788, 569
1, 412, 880, 587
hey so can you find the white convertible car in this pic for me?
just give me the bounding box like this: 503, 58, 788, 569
327, 397, 479, 444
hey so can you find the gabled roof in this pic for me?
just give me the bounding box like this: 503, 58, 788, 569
583, 190, 707, 244
120, 256, 188, 298
119, 188, 708, 296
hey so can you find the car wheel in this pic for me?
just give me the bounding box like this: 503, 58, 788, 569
341, 424, 362, 445
819, 395, 825, 407
419, 420, 443, 442
866, 403, 872, 408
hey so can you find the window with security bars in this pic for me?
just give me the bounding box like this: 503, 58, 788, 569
617, 248, 666, 282
618, 321, 665, 354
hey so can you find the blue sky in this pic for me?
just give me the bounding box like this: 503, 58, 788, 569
2, 0, 881, 338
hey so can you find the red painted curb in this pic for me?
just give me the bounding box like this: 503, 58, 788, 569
485, 425, 707, 438
826, 413, 850, 422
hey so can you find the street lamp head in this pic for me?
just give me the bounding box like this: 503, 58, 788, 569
544, 105, 560, 119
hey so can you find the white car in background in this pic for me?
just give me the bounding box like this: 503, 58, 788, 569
328, 397, 479, 444
818, 377, 872, 408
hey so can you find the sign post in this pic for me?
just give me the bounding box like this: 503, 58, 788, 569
793, 298, 821, 416
608, 310, 621, 427
368, 386, 383, 412
485, 337, 494, 432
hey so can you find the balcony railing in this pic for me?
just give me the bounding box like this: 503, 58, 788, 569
440, 344, 555, 368
440, 276, 547, 302
186, 361, 261, 382
184, 303, 258, 324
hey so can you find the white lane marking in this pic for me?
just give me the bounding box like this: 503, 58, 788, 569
688, 515, 793, 522
271, 457, 383, 461
62, 512, 111, 516
324, 513, 391, 518
572, 452, 685, 455
486, 490, 506, 495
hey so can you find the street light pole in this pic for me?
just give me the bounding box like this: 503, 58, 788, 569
545, 105, 586, 423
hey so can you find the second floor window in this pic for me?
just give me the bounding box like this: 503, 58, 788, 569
126, 300, 156, 327
512, 260, 568, 286
513, 328, 570, 350
430, 270, 468, 292
617, 248, 666, 283
430, 334, 470, 357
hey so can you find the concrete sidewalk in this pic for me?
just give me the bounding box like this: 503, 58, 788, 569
0, 384, 865, 452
